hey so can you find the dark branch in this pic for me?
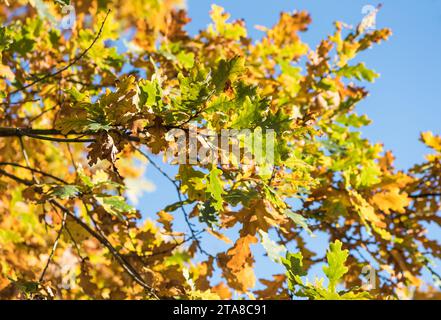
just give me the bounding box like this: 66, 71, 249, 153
0, 162, 68, 184
132, 144, 214, 259
0, 168, 33, 186
0, 168, 161, 299
50, 200, 160, 299
0, 127, 140, 143
409, 193, 441, 199
39, 209, 67, 283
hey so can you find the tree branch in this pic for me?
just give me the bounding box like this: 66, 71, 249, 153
0, 168, 161, 299
132, 144, 214, 259
0, 162, 68, 184
0, 168, 33, 186
50, 200, 160, 299
409, 193, 441, 199
7, 10, 111, 97
0, 127, 141, 143
39, 209, 67, 283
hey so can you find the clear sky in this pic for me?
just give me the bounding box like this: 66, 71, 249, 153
185, 0, 441, 169
136, 0, 441, 293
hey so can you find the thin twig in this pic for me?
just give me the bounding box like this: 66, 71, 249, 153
0, 169, 161, 299
132, 144, 213, 258
0, 168, 33, 185
409, 193, 441, 199
0, 98, 40, 106
39, 210, 68, 283
0, 162, 68, 184
29, 105, 59, 123
65, 142, 78, 172
49, 202, 85, 261
8, 10, 111, 97
18, 136, 38, 183
50, 200, 160, 299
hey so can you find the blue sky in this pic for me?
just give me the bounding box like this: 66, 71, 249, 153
185, 0, 441, 169
136, 1, 441, 293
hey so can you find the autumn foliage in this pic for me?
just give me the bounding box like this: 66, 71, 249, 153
0, 0, 440, 300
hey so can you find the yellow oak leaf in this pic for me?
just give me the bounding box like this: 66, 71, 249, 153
211, 282, 232, 300
421, 131, 441, 152
223, 200, 287, 236
157, 211, 174, 232
372, 187, 410, 214
206, 228, 232, 245
349, 190, 385, 228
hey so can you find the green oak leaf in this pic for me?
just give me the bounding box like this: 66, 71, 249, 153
285, 209, 315, 237
206, 167, 225, 211
96, 195, 136, 220
337, 63, 379, 82
49, 185, 80, 199
212, 56, 245, 92
259, 230, 287, 264
323, 240, 349, 292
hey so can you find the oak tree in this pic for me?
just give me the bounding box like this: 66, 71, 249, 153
0, 1, 440, 300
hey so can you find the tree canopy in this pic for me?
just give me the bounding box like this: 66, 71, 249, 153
0, 0, 440, 300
